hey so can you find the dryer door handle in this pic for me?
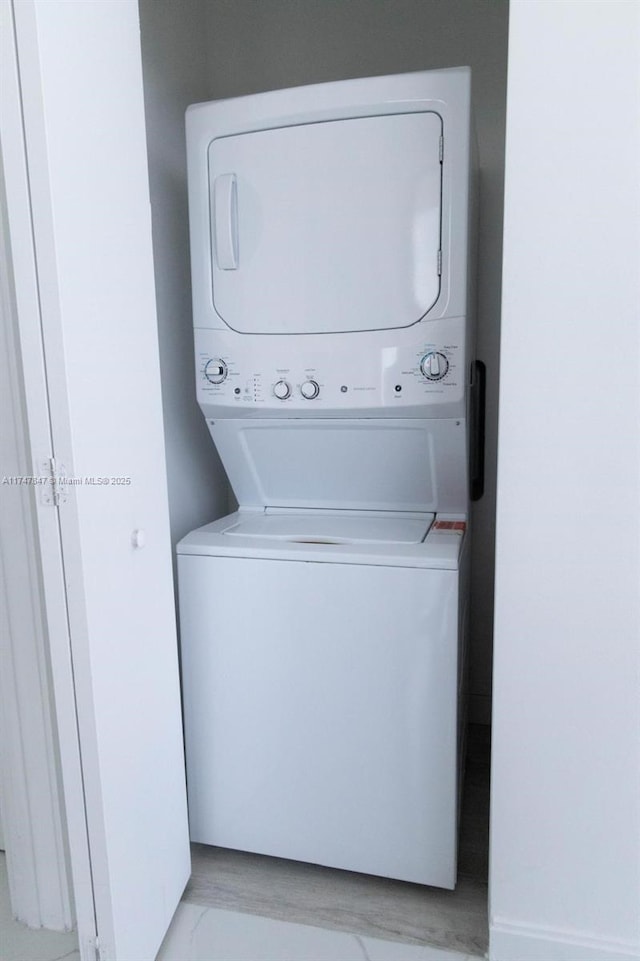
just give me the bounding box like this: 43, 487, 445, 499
212, 173, 239, 270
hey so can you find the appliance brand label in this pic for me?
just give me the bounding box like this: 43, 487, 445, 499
433, 520, 466, 532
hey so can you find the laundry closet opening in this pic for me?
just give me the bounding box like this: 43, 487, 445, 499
138, 1, 508, 957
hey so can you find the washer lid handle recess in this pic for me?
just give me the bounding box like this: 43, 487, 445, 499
212, 173, 239, 270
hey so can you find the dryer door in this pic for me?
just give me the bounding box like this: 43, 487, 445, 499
208, 111, 442, 334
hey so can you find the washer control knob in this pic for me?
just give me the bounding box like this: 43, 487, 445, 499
300, 380, 320, 400
420, 351, 449, 381
205, 358, 228, 384
273, 380, 291, 400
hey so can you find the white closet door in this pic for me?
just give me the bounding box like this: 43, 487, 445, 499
9, 3, 190, 960
208, 112, 443, 334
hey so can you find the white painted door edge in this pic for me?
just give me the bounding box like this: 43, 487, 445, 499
0, 163, 75, 935
0, 0, 88, 938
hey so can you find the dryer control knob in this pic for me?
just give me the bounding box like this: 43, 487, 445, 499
300, 380, 320, 400
420, 351, 449, 381
205, 358, 228, 384
273, 380, 291, 400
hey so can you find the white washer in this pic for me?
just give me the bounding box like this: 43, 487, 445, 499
178, 510, 468, 889
179, 67, 477, 890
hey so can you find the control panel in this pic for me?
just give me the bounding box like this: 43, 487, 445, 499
194, 318, 467, 418
420, 351, 449, 381
204, 359, 228, 384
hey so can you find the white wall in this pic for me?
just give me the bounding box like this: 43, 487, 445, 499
138, 0, 229, 549
490, 2, 640, 959
202, 0, 509, 723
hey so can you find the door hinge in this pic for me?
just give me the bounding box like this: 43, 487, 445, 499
40, 456, 67, 507
84, 934, 102, 961
439, 135, 444, 163
437, 249, 442, 276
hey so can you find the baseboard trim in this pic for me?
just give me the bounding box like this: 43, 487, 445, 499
490, 919, 640, 961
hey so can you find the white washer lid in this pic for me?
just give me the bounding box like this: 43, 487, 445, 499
220, 511, 433, 545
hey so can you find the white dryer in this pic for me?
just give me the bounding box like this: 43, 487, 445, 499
178, 68, 479, 890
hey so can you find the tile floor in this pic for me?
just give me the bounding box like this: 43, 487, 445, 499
185, 845, 487, 956
0, 855, 474, 961
156, 902, 477, 961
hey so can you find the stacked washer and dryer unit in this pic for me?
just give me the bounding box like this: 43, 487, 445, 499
178, 68, 479, 890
